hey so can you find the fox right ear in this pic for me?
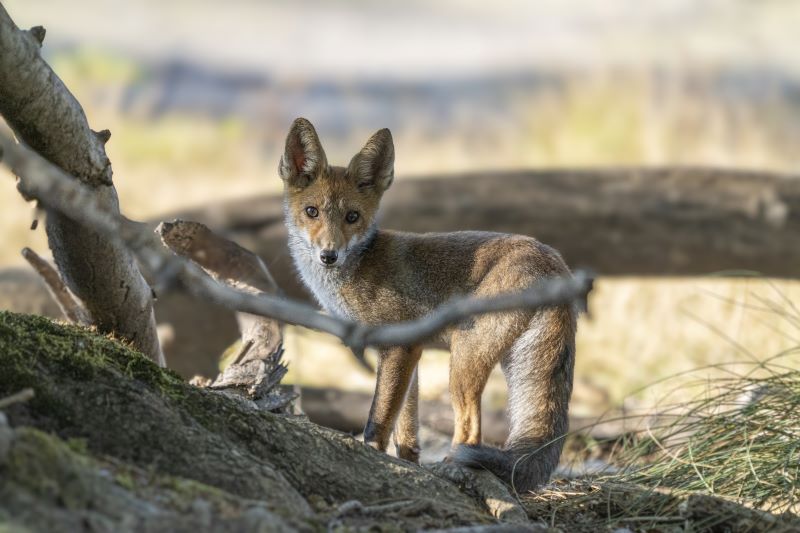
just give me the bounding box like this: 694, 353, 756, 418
348, 128, 394, 193
279, 118, 327, 188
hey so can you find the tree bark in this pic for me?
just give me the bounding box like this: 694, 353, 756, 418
158, 220, 294, 411
0, 5, 162, 365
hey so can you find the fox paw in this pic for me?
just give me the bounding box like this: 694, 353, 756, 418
395, 444, 420, 464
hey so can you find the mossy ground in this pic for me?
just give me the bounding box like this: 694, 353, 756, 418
0, 311, 491, 531
1, 426, 306, 532
0, 310, 183, 392
0, 311, 314, 531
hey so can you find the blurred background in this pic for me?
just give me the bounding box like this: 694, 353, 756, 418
2, 0, 800, 428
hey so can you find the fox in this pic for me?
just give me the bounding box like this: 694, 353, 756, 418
279, 117, 577, 491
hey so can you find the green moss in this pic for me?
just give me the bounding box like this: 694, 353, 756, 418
2, 427, 314, 530
0, 311, 184, 400
114, 470, 136, 492
65, 438, 88, 456
6, 428, 95, 508
0, 522, 35, 533
0, 311, 246, 448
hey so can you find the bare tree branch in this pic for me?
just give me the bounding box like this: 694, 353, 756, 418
152, 224, 593, 362
21, 247, 91, 325
1, 128, 591, 360
0, 5, 163, 365
156, 219, 592, 358
357, 272, 592, 348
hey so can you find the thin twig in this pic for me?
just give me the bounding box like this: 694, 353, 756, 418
0, 388, 35, 409
21, 247, 92, 325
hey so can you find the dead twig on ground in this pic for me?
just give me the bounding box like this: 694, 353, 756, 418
0, 388, 35, 409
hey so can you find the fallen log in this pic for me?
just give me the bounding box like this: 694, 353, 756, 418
165, 167, 800, 303
6, 165, 795, 377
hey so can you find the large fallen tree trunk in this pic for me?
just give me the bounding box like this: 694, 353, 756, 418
0, 5, 162, 365
163, 167, 800, 303
7, 165, 796, 377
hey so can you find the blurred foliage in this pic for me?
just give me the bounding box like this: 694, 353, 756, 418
50, 47, 142, 87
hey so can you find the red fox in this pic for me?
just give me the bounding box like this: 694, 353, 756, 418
280, 118, 577, 491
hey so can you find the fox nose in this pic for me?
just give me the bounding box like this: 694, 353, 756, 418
320, 249, 338, 265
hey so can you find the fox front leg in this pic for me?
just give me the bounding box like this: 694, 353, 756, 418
363, 346, 422, 453
393, 368, 420, 463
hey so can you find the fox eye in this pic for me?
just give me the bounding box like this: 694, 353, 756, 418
305, 206, 319, 218
345, 211, 360, 224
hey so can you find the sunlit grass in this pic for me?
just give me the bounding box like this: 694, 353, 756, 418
529, 349, 800, 528
615, 362, 800, 513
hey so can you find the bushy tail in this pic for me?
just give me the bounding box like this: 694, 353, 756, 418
452, 307, 576, 492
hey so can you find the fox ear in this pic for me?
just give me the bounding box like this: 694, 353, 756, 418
279, 118, 327, 188
348, 128, 394, 193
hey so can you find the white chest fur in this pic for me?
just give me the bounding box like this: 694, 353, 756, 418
287, 228, 354, 319
297, 258, 353, 319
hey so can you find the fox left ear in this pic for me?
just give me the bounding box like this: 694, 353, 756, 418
279, 118, 328, 188
348, 128, 394, 193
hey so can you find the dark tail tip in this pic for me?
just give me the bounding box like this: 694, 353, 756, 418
452, 443, 556, 493
451, 444, 513, 484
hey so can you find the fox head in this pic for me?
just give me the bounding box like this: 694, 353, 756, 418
280, 117, 394, 268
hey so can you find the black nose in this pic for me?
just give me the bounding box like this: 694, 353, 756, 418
320, 249, 338, 265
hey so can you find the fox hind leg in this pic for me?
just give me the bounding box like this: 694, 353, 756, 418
448, 314, 522, 449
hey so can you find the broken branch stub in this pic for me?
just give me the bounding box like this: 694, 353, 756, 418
158, 220, 294, 411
